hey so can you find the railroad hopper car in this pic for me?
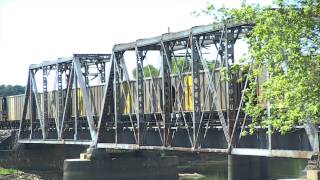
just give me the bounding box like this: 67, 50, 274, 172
0, 69, 266, 123
0, 87, 104, 121
120, 70, 233, 114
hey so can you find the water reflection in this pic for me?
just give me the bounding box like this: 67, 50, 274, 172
179, 160, 227, 180
0, 148, 309, 180
178, 155, 307, 180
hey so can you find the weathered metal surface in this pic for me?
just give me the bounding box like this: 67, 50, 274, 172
12, 23, 318, 159
113, 22, 252, 52
191, 37, 201, 148
29, 54, 111, 70
135, 46, 145, 145
161, 42, 171, 146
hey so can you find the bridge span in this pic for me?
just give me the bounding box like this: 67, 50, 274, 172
7, 22, 317, 159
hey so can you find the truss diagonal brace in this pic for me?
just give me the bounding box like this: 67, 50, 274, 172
95, 54, 114, 145
74, 58, 97, 144
195, 39, 229, 143
305, 123, 319, 152
30, 72, 46, 139
59, 64, 74, 139
18, 72, 31, 140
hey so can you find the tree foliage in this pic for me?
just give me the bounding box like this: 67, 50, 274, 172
132, 64, 160, 79
205, 0, 320, 134
0, 85, 25, 97
171, 57, 216, 74
131, 58, 216, 79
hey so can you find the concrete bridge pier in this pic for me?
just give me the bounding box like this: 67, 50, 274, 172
228, 155, 269, 180
63, 148, 179, 180
228, 154, 233, 180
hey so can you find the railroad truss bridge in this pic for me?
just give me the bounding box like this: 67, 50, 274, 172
8, 22, 318, 159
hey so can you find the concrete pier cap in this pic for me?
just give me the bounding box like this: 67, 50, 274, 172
64, 149, 179, 180
306, 170, 320, 180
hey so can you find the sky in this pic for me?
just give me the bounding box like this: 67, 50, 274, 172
0, 0, 272, 85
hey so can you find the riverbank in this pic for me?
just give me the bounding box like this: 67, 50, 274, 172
0, 167, 42, 180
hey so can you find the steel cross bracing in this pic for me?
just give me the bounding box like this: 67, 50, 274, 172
17, 23, 319, 159
18, 54, 111, 145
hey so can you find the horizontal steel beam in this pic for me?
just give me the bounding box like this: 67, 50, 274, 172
18, 140, 313, 158
30, 57, 72, 70
29, 54, 111, 70
97, 143, 228, 153
18, 139, 93, 145
231, 148, 313, 159
113, 22, 253, 52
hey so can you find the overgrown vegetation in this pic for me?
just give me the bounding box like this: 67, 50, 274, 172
0, 85, 25, 97
204, 0, 320, 134
0, 168, 18, 175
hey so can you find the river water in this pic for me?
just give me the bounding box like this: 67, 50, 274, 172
21, 154, 307, 180
0, 146, 308, 180
177, 155, 307, 180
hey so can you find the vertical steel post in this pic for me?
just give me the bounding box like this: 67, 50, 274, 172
136, 48, 144, 145
57, 63, 63, 138
30, 70, 36, 139
65, 66, 72, 120
43, 66, 48, 139
191, 36, 201, 148
100, 62, 106, 83
225, 27, 235, 142
227, 25, 240, 173
114, 53, 121, 144
74, 71, 78, 140
84, 62, 89, 87
266, 70, 272, 150
161, 42, 172, 146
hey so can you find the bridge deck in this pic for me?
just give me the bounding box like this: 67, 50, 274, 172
18, 139, 313, 159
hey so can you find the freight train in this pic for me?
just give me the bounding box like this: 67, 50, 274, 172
0, 69, 265, 128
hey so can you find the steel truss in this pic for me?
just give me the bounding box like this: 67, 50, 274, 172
18, 23, 319, 159
18, 54, 111, 145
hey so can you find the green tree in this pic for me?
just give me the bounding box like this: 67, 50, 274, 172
132, 64, 160, 79
205, 1, 320, 134
171, 57, 190, 74
0, 85, 25, 97
171, 57, 216, 74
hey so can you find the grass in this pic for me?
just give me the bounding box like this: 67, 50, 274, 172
0, 168, 19, 175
